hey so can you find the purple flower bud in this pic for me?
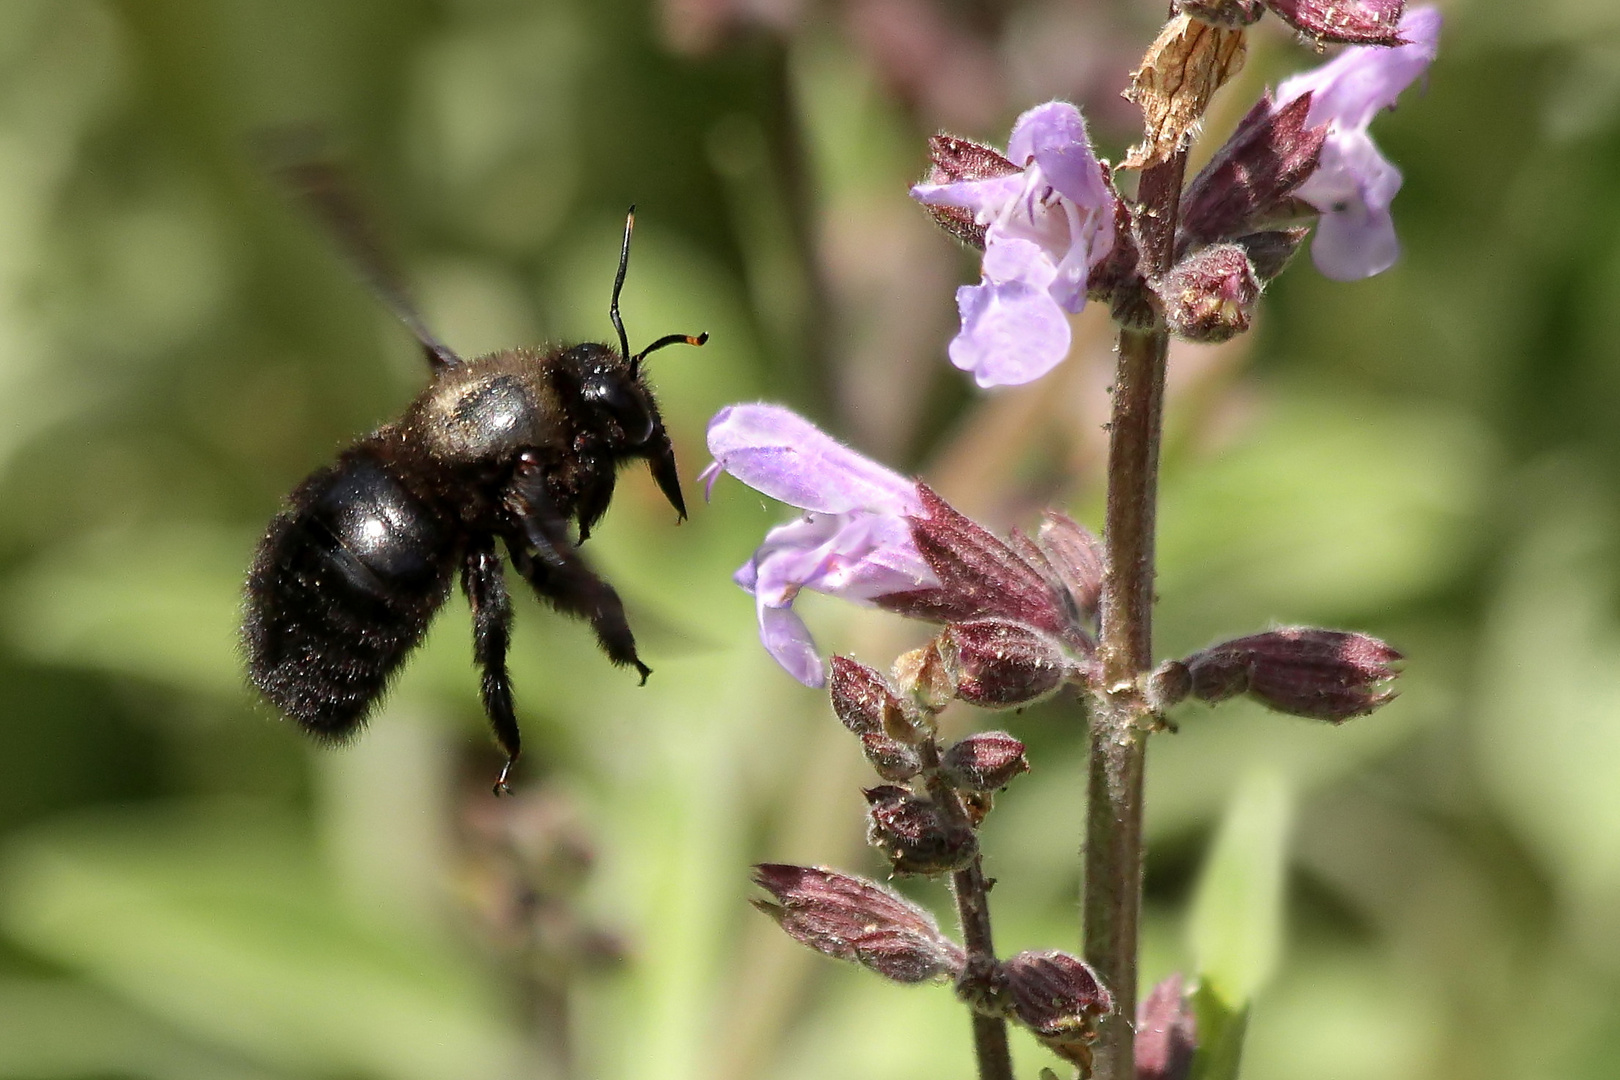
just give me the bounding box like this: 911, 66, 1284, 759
1136, 974, 1198, 1080
1183, 627, 1403, 722
705, 404, 937, 687
877, 485, 1088, 648
1002, 950, 1113, 1071
830, 655, 910, 738
920, 134, 1021, 249
1177, 0, 1265, 27
865, 785, 978, 876
941, 731, 1030, 791
1277, 6, 1441, 280
911, 101, 1117, 387
1266, 0, 1405, 45
941, 620, 1072, 709
751, 864, 967, 984
1179, 92, 1327, 252
1036, 512, 1106, 622
1159, 243, 1261, 344
861, 732, 924, 782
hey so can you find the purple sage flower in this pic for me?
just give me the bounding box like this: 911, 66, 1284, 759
703, 403, 935, 687
911, 101, 1116, 388
1278, 5, 1441, 281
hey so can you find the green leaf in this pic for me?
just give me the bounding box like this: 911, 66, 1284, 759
1188, 982, 1248, 1080
1187, 769, 1293, 1080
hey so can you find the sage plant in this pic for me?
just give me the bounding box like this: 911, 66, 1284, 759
706, 2, 1434, 1077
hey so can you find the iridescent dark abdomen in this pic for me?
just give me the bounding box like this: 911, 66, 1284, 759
243, 443, 456, 738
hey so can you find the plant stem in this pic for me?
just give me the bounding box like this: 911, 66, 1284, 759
1084, 148, 1187, 1080
919, 737, 1014, 1080
952, 858, 1015, 1080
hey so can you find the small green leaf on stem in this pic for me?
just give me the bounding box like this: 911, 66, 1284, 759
1186, 768, 1292, 1080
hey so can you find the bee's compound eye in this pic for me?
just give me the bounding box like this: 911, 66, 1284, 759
583, 373, 656, 445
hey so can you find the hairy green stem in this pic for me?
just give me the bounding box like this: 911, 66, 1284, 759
1084, 147, 1187, 1080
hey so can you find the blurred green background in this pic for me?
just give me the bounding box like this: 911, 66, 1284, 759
0, 0, 1615, 1077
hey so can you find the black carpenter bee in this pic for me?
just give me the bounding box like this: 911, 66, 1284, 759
242, 154, 704, 792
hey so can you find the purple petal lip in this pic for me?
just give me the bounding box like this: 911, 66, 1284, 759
707, 404, 936, 686
706, 403, 920, 514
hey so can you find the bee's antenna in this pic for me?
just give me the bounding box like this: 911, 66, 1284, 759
633, 332, 709, 371
610, 206, 635, 367
612, 206, 709, 377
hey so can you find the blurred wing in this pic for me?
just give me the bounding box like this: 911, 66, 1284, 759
259, 129, 462, 372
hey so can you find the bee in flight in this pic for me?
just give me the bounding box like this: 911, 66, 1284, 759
242, 152, 704, 792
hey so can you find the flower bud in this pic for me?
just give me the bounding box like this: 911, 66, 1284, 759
918, 134, 1020, 250
1266, 0, 1405, 45
1002, 950, 1113, 1072
1137, 974, 1198, 1080
751, 864, 966, 984
1177, 0, 1265, 26
861, 732, 924, 782
865, 785, 977, 876
1159, 244, 1260, 343
940, 620, 1071, 709
830, 655, 923, 742
942, 731, 1030, 791
1183, 627, 1403, 722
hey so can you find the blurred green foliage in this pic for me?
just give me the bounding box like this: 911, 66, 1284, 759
0, 0, 1618, 1078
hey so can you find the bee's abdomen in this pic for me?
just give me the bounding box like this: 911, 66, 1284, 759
243, 446, 455, 739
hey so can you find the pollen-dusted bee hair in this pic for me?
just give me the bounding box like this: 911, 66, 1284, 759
242, 151, 705, 792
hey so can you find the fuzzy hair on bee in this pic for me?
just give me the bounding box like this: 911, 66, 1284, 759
242, 152, 705, 793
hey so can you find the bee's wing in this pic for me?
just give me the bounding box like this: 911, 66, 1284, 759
259, 130, 463, 373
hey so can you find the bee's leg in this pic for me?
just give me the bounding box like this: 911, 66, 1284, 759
462, 539, 521, 794
506, 454, 650, 683
573, 455, 616, 543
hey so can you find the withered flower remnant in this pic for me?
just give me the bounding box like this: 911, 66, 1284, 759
751, 864, 966, 984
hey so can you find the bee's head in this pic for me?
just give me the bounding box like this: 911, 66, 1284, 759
567, 344, 687, 521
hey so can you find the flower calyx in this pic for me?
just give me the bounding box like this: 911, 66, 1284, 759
751, 864, 966, 984
1002, 950, 1114, 1075
865, 785, 979, 876
1157, 626, 1403, 722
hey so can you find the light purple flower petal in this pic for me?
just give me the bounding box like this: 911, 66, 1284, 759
1275, 6, 1440, 281
709, 404, 940, 684
949, 242, 1072, 389
1006, 101, 1113, 212
1280, 7, 1442, 130
910, 174, 1029, 220
707, 403, 920, 514
909, 100, 1115, 388
1295, 130, 1404, 279
757, 601, 825, 687
1308, 195, 1399, 281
